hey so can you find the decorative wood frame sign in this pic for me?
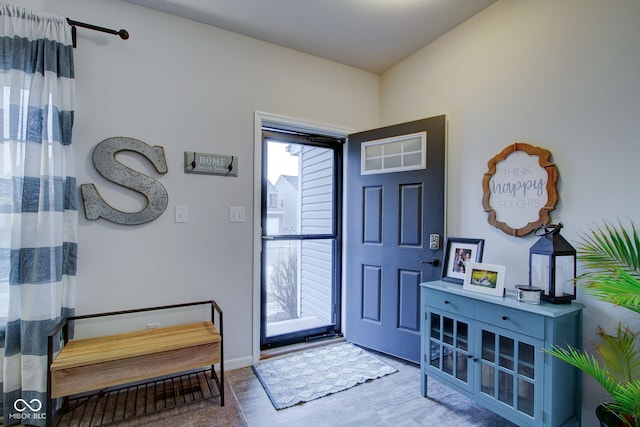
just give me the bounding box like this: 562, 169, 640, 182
184, 151, 238, 177
482, 143, 558, 237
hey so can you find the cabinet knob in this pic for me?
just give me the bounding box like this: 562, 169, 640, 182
502, 315, 509, 321
444, 300, 450, 304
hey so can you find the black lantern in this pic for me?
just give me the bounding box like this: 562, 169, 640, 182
529, 223, 576, 304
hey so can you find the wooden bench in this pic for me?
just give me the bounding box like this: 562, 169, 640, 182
46, 300, 223, 427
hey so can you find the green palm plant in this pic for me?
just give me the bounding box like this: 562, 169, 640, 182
545, 219, 640, 427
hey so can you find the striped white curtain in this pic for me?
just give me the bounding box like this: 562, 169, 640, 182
0, 4, 77, 426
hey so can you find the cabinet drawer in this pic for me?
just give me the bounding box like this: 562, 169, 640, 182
475, 302, 544, 340
426, 289, 474, 317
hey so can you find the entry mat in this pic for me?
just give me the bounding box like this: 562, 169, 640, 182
252, 341, 397, 409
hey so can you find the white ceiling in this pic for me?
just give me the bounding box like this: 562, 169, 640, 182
125, 0, 497, 74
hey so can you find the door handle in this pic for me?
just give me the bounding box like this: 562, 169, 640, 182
421, 258, 440, 267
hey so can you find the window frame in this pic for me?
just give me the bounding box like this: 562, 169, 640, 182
360, 131, 427, 175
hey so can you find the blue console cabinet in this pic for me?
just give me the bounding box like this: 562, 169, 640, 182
420, 280, 583, 426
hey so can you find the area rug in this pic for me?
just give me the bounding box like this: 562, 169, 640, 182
252, 341, 397, 409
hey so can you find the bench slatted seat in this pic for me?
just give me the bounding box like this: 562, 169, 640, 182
47, 300, 223, 427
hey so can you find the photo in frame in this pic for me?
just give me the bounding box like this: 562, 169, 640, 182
463, 262, 506, 297
441, 238, 485, 284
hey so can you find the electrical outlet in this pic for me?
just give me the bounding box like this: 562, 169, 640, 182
147, 323, 160, 329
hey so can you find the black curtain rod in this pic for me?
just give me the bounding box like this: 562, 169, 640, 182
66, 18, 129, 48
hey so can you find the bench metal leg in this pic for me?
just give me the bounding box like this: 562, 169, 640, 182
211, 365, 224, 406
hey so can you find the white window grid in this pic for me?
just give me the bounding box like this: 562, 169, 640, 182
360, 131, 427, 175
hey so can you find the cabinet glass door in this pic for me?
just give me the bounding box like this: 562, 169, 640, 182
428, 311, 472, 391
477, 324, 542, 423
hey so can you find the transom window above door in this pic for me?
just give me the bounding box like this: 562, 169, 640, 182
361, 131, 426, 175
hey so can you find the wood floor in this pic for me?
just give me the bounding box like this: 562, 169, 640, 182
226, 345, 517, 427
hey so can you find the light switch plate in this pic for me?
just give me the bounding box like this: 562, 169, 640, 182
229, 206, 245, 223
174, 205, 187, 223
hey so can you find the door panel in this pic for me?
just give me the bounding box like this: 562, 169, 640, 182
398, 269, 421, 331
362, 265, 382, 322
399, 183, 422, 246
346, 116, 445, 363
363, 186, 383, 244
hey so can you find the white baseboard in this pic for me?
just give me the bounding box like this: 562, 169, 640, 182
224, 355, 253, 370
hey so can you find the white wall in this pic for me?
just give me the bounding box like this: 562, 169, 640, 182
16, 0, 640, 423
381, 1, 640, 425
19, 0, 379, 368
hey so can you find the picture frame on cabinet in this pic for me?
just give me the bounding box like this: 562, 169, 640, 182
463, 262, 506, 297
441, 237, 485, 284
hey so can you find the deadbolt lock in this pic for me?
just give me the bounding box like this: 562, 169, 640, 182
429, 234, 440, 250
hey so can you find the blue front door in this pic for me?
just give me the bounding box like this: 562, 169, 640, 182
346, 116, 445, 362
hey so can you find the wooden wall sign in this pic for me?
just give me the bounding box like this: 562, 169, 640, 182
482, 143, 558, 237
184, 151, 237, 176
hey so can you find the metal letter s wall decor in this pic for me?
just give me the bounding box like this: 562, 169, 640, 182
80, 137, 169, 225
